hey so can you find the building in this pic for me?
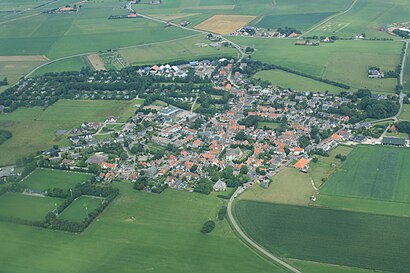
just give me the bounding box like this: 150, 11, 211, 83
213, 180, 227, 192
382, 137, 406, 146
226, 147, 242, 161
293, 158, 310, 170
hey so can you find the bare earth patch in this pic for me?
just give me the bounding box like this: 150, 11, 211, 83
87, 54, 106, 71
0, 55, 49, 61
195, 15, 256, 35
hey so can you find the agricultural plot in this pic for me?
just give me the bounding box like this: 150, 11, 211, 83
0, 185, 287, 273
231, 37, 402, 93
195, 15, 256, 35
33, 57, 89, 76
23, 169, 92, 191
255, 12, 336, 31
87, 54, 106, 71
254, 69, 345, 93
0, 60, 46, 92
235, 201, 410, 273
59, 196, 104, 222
0, 193, 63, 221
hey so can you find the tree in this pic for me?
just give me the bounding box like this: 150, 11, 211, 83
190, 164, 198, 173
201, 220, 216, 234
120, 152, 128, 161
194, 178, 213, 195
240, 165, 248, 175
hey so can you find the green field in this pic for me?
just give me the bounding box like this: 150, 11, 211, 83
23, 169, 92, 191
0, 184, 287, 273
254, 69, 345, 93
235, 200, 410, 273
320, 145, 410, 203
231, 38, 402, 93
33, 57, 89, 76
256, 121, 281, 129
59, 196, 104, 222
399, 104, 410, 121
0, 60, 46, 92
0, 100, 138, 165
0, 192, 63, 221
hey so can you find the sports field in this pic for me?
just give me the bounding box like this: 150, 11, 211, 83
0, 100, 138, 165
59, 196, 104, 222
0, 185, 287, 273
231, 38, 402, 93
320, 145, 410, 203
0, 193, 63, 221
235, 201, 410, 273
23, 169, 92, 191
254, 69, 345, 93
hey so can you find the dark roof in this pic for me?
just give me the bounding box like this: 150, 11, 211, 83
382, 137, 406, 145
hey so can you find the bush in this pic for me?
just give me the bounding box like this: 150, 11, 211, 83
201, 220, 216, 234
218, 206, 227, 220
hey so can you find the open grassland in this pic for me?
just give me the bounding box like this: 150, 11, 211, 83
240, 167, 313, 206
0, 185, 287, 273
399, 105, 410, 121
0, 100, 138, 165
254, 69, 345, 93
310, 145, 353, 187
23, 169, 92, 191
195, 15, 256, 35
119, 35, 236, 65
231, 38, 402, 93
59, 196, 104, 222
235, 201, 410, 273
320, 145, 410, 203
309, 0, 410, 38
0, 193, 63, 221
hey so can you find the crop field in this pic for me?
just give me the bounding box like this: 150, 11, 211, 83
254, 69, 345, 93
59, 196, 104, 222
0, 184, 287, 273
195, 15, 256, 35
235, 201, 410, 273
231, 37, 402, 93
0, 193, 63, 221
119, 35, 236, 66
23, 169, 92, 191
87, 54, 105, 71
0, 100, 138, 165
320, 145, 410, 203
255, 12, 336, 31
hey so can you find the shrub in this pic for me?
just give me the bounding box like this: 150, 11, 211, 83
201, 220, 216, 234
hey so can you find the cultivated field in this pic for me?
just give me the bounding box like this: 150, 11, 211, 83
0, 192, 63, 221
23, 169, 92, 191
87, 54, 106, 71
195, 15, 256, 35
59, 196, 104, 222
0, 184, 286, 273
0, 60, 46, 92
254, 69, 345, 93
231, 37, 402, 93
235, 201, 410, 273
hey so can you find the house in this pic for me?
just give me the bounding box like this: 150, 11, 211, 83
226, 147, 242, 161
100, 162, 116, 169
293, 158, 310, 170
213, 180, 227, 192
368, 69, 384, 78
382, 137, 406, 146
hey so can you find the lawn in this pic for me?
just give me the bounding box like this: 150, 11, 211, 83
240, 167, 313, 206
23, 169, 92, 191
235, 201, 410, 273
0, 184, 287, 273
231, 38, 402, 93
59, 196, 104, 222
399, 104, 410, 121
0, 192, 63, 221
254, 69, 345, 93
0, 100, 138, 165
320, 145, 410, 203
256, 121, 281, 129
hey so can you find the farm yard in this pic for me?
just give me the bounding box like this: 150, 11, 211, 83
234, 201, 410, 273
23, 169, 92, 192
232, 37, 402, 93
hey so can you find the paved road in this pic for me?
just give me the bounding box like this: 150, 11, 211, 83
227, 187, 302, 273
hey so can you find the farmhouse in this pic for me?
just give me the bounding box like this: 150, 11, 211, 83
382, 137, 406, 146
368, 68, 384, 79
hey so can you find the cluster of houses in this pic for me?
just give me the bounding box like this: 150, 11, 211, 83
229, 25, 300, 38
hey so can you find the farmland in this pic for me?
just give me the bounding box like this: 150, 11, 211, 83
195, 15, 256, 35
231, 37, 402, 93
59, 196, 104, 222
0, 100, 139, 165
399, 104, 410, 121
0, 184, 286, 273
33, 57, 89, 76
23, 169, 92, 191
234, 200, 410, 273
0, 193, 63, 221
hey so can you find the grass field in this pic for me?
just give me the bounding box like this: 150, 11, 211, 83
23, 169, 92, 191
254, 69, 345, 93
320, 145, 410, 203
0, 184, 287, 273
290, 260, 379, 273
119, 35, 236, 65
256, 121, 281, 129
0, 193, 63, 221
0, 60, 46, 92
59, 196, 104, 222
0, 100, 138, 165
33, 57, 89, 76
235, 201, 410, 273
399, 104, 410, 121
231, 38, 402, 93
240, 167, 313, 206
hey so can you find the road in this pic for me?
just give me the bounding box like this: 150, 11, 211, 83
227, 187, 302, 273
